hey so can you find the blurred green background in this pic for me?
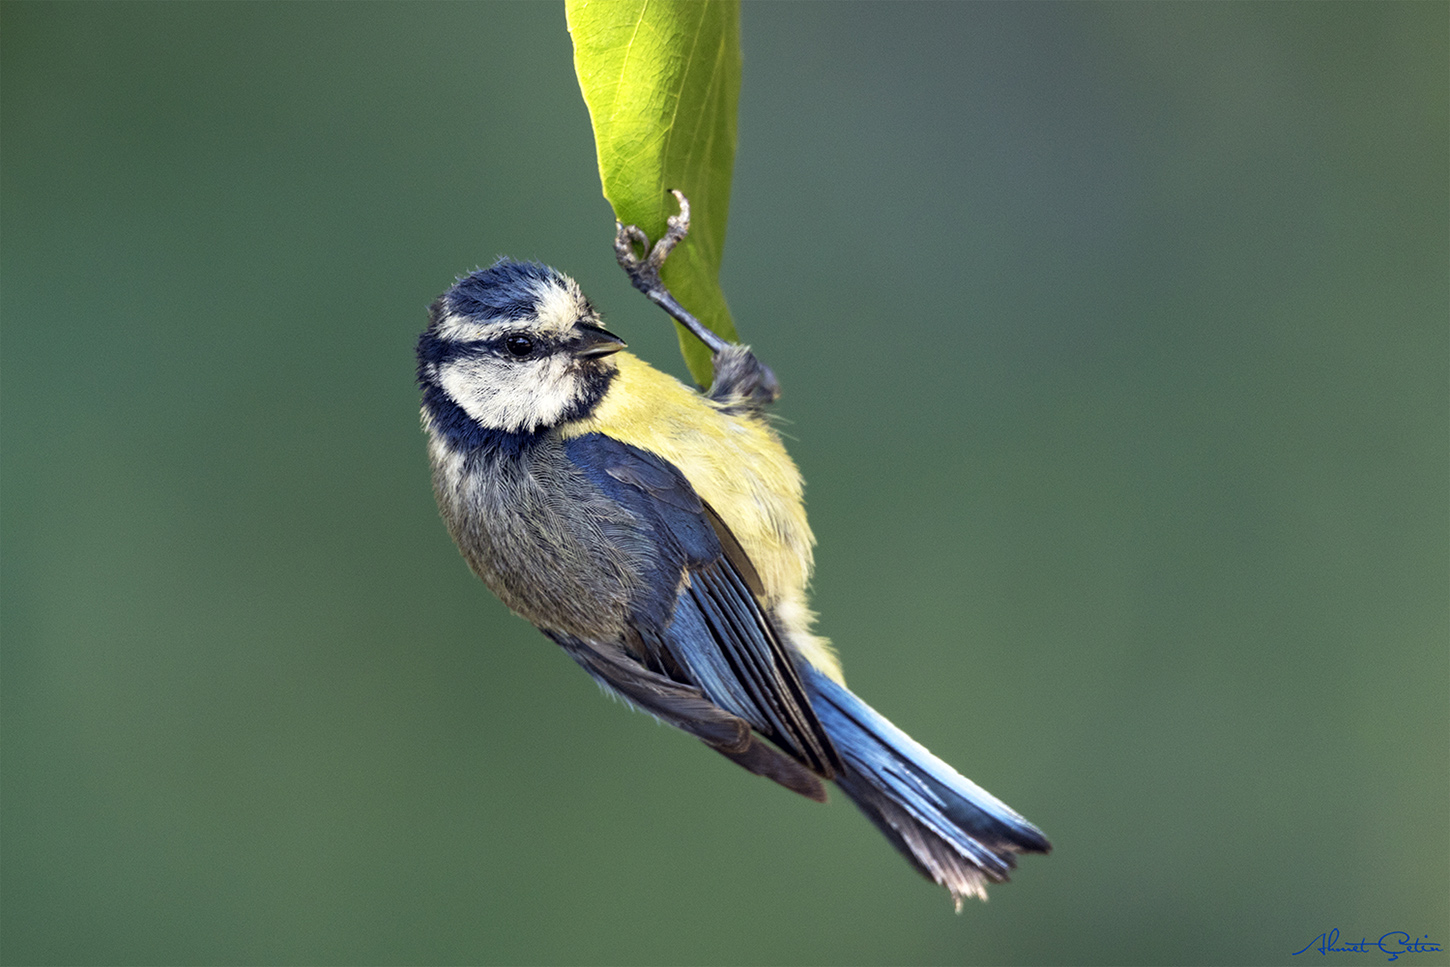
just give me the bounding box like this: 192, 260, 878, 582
3, 3, 1445, 965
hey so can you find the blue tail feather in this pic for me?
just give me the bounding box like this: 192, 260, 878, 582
802, 666, 1050, 905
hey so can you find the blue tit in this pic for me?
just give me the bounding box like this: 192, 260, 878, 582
416, 192, 1049, 906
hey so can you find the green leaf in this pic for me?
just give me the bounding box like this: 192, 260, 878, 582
566, 0, 741, 386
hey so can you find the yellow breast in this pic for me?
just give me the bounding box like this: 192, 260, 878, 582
559, 353, 841, 680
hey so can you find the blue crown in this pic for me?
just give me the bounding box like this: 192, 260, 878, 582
444, 258, 565, 322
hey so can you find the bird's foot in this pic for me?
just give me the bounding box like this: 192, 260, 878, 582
613, 191, 728, 356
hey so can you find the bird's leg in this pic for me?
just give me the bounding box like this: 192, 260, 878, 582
615, 190, 780, 406
614, 190, 730, 356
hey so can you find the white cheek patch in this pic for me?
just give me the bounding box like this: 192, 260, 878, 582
533, 353, 578, 422
438, 354, 581, 434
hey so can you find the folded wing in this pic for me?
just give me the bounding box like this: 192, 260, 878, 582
556, 433, 842, 797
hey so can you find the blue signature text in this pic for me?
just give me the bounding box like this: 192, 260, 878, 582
1293, 929, 1441, 962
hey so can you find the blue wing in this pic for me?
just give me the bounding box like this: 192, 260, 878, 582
554, 433, 1048, 903
555, 432, 842, 797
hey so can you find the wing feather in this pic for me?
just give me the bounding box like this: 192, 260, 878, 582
562, 433, 842, 787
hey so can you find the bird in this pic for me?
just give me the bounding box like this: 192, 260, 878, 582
416, 191, 1050, 907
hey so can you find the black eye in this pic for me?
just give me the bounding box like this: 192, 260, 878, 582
504, 335, 536, 358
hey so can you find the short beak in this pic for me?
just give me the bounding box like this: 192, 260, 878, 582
573, 324, 627, 359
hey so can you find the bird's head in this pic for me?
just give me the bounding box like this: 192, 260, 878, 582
417, 260, 626, 434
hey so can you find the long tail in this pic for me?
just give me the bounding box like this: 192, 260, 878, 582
802, 666, 1051, 908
